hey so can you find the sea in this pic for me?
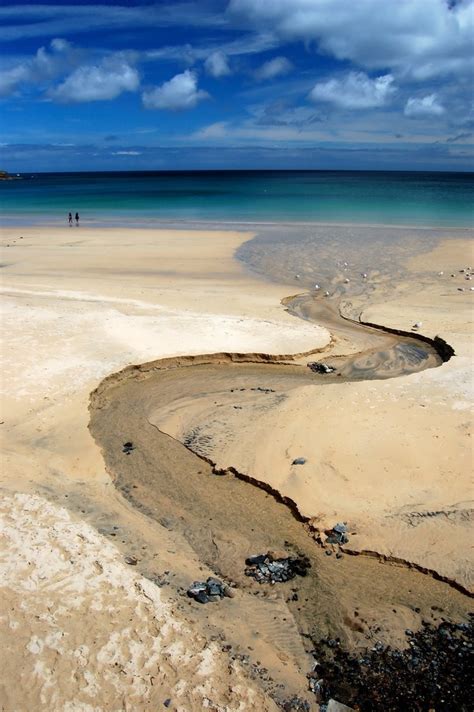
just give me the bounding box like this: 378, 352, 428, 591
1, 170, 473, 227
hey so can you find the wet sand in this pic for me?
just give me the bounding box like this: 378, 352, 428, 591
1, 222, 473, 710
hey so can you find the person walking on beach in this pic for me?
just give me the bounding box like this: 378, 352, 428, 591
68, 212, 73, 226
75, 212, 80, 226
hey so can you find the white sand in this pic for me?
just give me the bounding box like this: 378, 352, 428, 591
1, 225, 328, 710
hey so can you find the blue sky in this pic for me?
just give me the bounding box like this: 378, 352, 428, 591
1, 0, 473, 171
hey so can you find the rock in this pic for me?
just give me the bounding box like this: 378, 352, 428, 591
325, 522, 349, 545
122, 441, 135, 454
326, 700, 355, 711
245, 552, 310, 584
187, 576, 230, 604
163, 699, 172, 708
308, 361, 336, 374
124, 555, 138, 565
292, 457, 307, 465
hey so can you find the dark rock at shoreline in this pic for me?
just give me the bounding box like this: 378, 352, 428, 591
312, 618, 473, 710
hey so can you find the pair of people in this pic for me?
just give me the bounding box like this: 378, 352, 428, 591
68, 212, 80, 226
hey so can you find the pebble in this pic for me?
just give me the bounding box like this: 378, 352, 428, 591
292, 457, 307, 465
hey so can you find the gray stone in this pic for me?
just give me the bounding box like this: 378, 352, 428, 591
292, 457, 307, 465
326, 700, 355, 712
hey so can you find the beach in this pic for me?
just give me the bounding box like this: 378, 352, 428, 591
0, 221, 473, 710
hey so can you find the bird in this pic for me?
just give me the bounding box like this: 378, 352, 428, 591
314, 284, 320, 290
412, 322, 422, 330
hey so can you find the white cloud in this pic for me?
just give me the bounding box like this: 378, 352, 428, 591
205, 50, 231, 77
0, 38, 72, 96
50, 58, 139, 102
254, 56, 293, 81
228, 0, 474, 81
404, 94, 445, 118
0, 64, 29, 96
309, 72, 394, 109
142, 70, 209, 110
194, 121, 228, 139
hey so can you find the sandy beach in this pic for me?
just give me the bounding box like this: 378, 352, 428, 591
1, 223, 472, 710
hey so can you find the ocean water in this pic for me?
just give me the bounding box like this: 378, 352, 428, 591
1, 170, 473, 227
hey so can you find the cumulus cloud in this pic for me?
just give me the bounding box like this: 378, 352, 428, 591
254, 56, 293, 81
309, 72, 395, 109
228, 0, 474, 80
205, 50, 231, 77
0, 38, 73, 96
50, 58, 139, 102
142, 70, 209, 110
404, 94, 445, 118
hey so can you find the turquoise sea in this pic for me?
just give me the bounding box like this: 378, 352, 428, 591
1, 170, 473, 227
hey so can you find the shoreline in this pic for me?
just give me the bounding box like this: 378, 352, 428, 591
2, 215, 474, 231
1, 221, 473, 709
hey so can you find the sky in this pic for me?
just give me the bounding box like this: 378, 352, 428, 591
0, 0, 473, 171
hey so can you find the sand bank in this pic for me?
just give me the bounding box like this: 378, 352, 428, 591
1, 223, 472, 709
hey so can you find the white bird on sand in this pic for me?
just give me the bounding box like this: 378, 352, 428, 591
344, 278, 350, 283
295, 274, 300, 279
438, 271, 444, 276
412, 322, 422, 330
361, 273, 368, 279
324, 291, 330, 297
314, 284, 320, 290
